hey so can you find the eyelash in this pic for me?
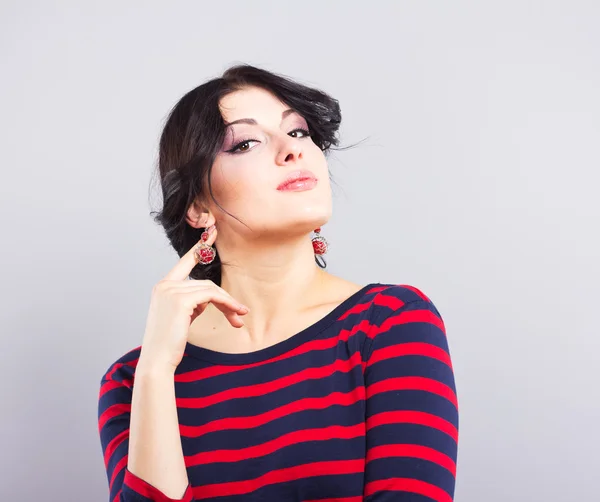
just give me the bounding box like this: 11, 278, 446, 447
226, 128, 311, 154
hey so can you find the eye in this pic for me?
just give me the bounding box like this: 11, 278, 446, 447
289, 127, 311, 139
226, 128, 311, 154
227, 138, 258, 154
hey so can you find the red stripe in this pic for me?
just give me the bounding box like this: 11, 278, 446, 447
339, 299, 371, 319
98, 403, 131, 431
105, 356, 138, 381
176, 319, 376, 383
366, 410, 458, 443
192, 459, 364, 499
124, 468, 195, 501
109, 455, 128, 492
366, 341, 452, 369
368, 308, 446, 340
364, 478, 452, 502
373, 285, 432, 311
186, 424, 365, 466
180, 387, 366, 437
367, 444, 456, 476
177, 352, 364, 408
103, 429, 128, 468
367, 376, 458, 409
373, 293, 406, 311
365, 285, 390, 296
99, 326, 373, 388
98, 378, 125, 399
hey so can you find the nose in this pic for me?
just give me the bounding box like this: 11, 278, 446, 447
275, 134, 303, 166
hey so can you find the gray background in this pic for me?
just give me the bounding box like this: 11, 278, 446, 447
1, 1, 598, 501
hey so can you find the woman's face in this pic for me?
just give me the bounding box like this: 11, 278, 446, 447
204, 86, 332, 239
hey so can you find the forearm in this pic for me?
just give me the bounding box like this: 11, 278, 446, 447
128, 360, 190, 500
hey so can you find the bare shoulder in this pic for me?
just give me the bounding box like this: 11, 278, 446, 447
322, 276, 366, 304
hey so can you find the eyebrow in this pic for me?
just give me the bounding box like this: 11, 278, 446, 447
224, 108, 297, 127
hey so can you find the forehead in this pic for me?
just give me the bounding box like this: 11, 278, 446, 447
219, 86, 289, 122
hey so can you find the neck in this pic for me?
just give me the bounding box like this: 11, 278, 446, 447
207, 231, 334, 344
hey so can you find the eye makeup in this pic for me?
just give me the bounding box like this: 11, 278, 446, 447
223, 126, 311, 155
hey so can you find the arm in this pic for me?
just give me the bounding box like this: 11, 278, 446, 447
98, 361, 196, 502
363, 292, 458, 501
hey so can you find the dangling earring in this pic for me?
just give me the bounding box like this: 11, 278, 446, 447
194, 227, 217, 265
311, 227, 329, 255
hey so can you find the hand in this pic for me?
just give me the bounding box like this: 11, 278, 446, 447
138, 225, 249, 372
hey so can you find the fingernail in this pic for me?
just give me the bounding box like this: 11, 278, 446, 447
238, 305, 249, 313
208, 224, 216, 234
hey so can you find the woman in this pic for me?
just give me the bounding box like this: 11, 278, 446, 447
97, 63, 458, 502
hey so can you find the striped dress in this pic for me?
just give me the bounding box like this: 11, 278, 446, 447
98, 282, 459, 501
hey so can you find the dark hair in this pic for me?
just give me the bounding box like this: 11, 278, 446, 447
149, 63, 366, 285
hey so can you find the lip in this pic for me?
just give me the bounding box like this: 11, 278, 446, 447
278, 178, 318, 192
277, 169, 318, 191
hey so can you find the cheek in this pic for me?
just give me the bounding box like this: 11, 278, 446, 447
209, 163, 239, 200
211, 160, 266, 200
307, 147, 329, 176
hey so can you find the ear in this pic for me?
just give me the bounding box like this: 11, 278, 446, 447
186, 198, 215, 229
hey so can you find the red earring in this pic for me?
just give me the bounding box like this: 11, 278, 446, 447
311, 227, 329, 255
194, 227, 217, 265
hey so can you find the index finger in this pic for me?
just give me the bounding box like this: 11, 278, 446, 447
162, 225, 216, 282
